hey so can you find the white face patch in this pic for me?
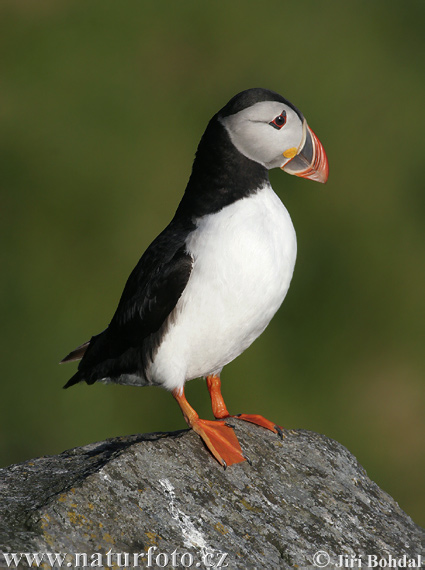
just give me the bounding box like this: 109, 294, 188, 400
219, 101, 304, 170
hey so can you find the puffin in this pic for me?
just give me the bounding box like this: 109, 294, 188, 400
61, 88, 328, 467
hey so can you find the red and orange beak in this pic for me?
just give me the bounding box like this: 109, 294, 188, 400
282, 121, 329, 184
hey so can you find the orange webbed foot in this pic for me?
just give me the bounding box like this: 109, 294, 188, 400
233, 413, 284, 439
173, 387, 246, 467
206, 375, 284, 442
191, 418, 246, 467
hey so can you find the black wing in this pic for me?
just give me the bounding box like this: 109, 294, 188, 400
111, 243, 193, 340
64, 221, 194, 387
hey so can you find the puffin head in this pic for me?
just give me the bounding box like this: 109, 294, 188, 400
218, 88, 328, 184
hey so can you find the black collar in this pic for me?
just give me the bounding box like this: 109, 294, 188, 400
174, 116, 269, 220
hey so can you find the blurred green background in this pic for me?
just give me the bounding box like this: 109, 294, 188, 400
1, 0, 424, 527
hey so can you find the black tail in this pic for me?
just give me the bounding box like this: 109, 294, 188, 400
60, 340, 90, 363
63, 372, 83, 389
60, 330, 107, 388
61, 340, 90, 389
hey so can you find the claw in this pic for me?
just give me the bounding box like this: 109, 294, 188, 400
275, 425, 284, 440
243, 454, 253, 466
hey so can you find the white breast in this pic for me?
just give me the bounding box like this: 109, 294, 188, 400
148, 183, 297, 391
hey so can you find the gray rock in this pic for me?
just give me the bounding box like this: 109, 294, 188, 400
0, 422, 423, 569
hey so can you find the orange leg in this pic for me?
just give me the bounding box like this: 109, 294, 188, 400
206, 374, 284, 439
206, 374, 231, 419
172, 387, 245, 468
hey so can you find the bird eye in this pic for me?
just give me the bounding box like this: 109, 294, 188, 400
269, 111, 287, 130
